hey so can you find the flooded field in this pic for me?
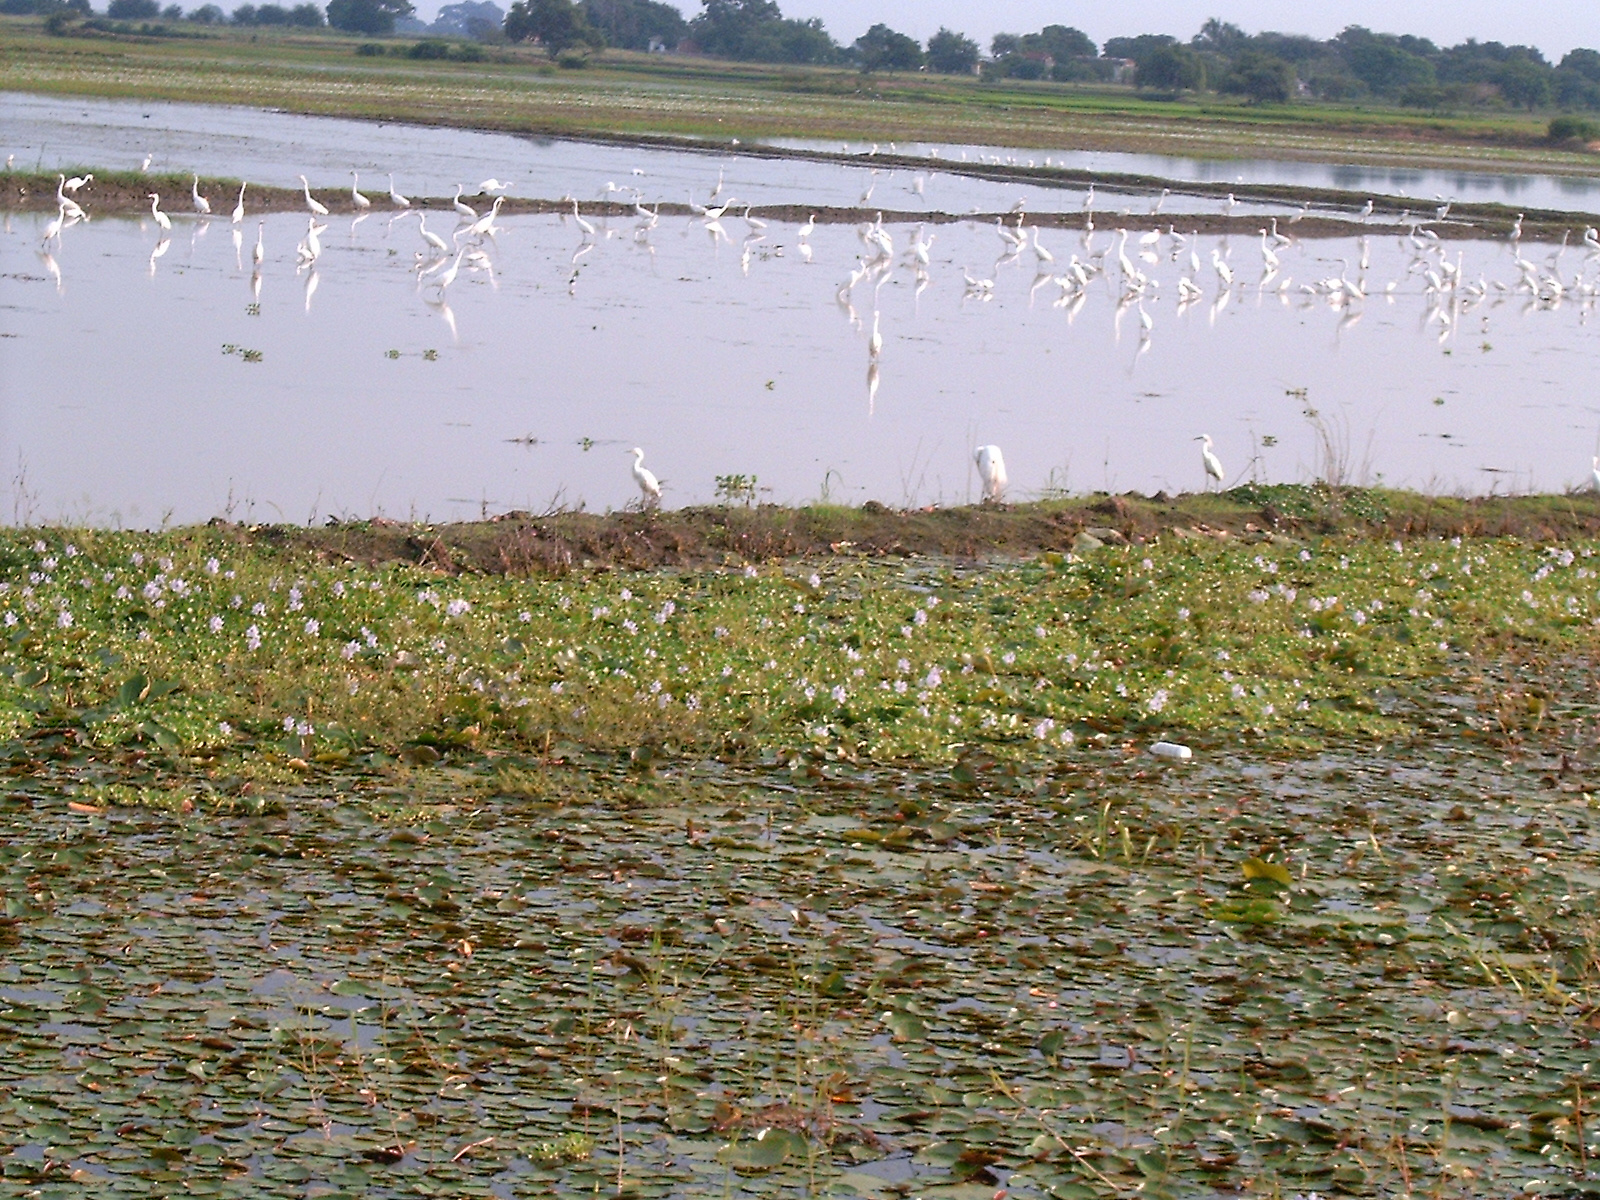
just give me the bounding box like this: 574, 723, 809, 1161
805, 136, 1600, 215
4, 191, 1600, 525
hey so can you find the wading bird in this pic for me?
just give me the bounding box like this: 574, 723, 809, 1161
231, 182, 247, 224
629, 447, 662, 507
415, 211, 449, 254
192, 174, 211, 216
452, 185, 478, 220
299, 175, 329, 216
1196, 434, 1225, 490
387, 174, 410, 207
147, 193, 172, 232
63, 173, 92, 193
350, 172, 371, 210
975, 445, 1007, 503
252, 219, 264, 266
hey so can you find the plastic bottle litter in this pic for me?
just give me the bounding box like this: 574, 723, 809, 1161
1149, 741, 1193, 760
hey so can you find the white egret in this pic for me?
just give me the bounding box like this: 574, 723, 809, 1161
62, 172, 92, 193
252, 219, 265, 266
452, 185, 478, 220
191, 174, 211, 216
974, 445, 1007, 503
429, 246, 467, 291
798, 213, 816, 238
571, 199, 595, 238
1196, 434, 1225, 490
629, 447, 662, 507
40, 201, 68, 245
350, 172, 371, 209
1222, 192, 1237, 217
477, 178, 510, 194
298, 175, 329, 216
742, 205, 767, 233
1359, 198, 1374, 220
147, 193, 172, 232
1212, 249, 1234, 289
468, 195, 505, 239
1030, 226, 1054, 267
54, 175, 86, 220
387, 174, 410, 207
415, 211, 450, 254
140, 153, 152, 172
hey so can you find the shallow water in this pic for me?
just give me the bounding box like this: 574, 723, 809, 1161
3, 191, 1599, 526
0, 91, 1334, 222
801, 137, 1600, 217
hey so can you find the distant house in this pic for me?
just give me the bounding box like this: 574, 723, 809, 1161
1108, 57, 1137, 84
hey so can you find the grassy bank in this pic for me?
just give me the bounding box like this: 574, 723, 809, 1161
4, 17, 1598, 175
2, 497, 1600, 1196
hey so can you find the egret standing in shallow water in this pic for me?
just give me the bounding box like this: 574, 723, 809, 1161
350, 172, 371, 210
191, 174, 211, 216
298, 175, 328, 217
629, 447, 662, 508
147, 193, 172, 233
1196, 434, 1225, 490
231, 182, 247, 224
387, 173, 409, 207
975, 445, 1008, 503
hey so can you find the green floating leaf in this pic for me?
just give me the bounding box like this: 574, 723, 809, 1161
718, 1127, 807, 1170
1038, 1029, 1066, 1058
118, 673, 151, 705
1242, 856, 1293, 887
328, 979, 366, 998
883, 1010, 928, 1041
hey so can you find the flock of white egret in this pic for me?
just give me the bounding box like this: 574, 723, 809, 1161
26, 156, 1600, 505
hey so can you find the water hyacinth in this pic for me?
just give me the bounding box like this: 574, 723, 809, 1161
0, 529, 1595, 763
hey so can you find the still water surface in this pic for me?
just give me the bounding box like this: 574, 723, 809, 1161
3, 187, 1597, 526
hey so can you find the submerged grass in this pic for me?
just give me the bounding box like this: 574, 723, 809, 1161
2, 512, 1599, 1196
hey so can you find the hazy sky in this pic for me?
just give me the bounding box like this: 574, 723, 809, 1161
535, 1, 1600, 62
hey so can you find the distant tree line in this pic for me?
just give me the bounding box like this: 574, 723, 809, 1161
16, 0, 1600, 115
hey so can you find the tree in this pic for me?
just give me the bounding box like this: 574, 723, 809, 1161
853, 22, 920, 72
686, 0, 837, 65
187, 3, 224, 20
504, 0, 602, 53
581, 0, 684, 51
1031, 24, 1094, 60
925, 26, 977, 74
1104, 34, 1175, 62
1497, 58, 1551, 109
430, 0, 501, 36
1137, 43, 1204, 91
106, 0, 159, 17
1191, 17, 1246, 54
1560, 48, 1600, 82
287, 2, 321, 23
161, 3, 181, 16
1222, 49, 1294, 102
1334, 27, 1435, 97
326, 0, 412, 32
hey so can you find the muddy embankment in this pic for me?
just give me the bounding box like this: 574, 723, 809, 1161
209, 489, 1600, 577
3, 166, 1578, 241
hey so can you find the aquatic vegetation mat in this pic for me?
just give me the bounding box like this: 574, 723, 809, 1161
1, 524, 1599, 1195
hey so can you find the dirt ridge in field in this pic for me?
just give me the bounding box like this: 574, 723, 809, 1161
5, 169, 1579, 241
209, 488, 1600, 577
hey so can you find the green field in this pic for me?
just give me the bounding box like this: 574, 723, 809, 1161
4, 15, 1598, 174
